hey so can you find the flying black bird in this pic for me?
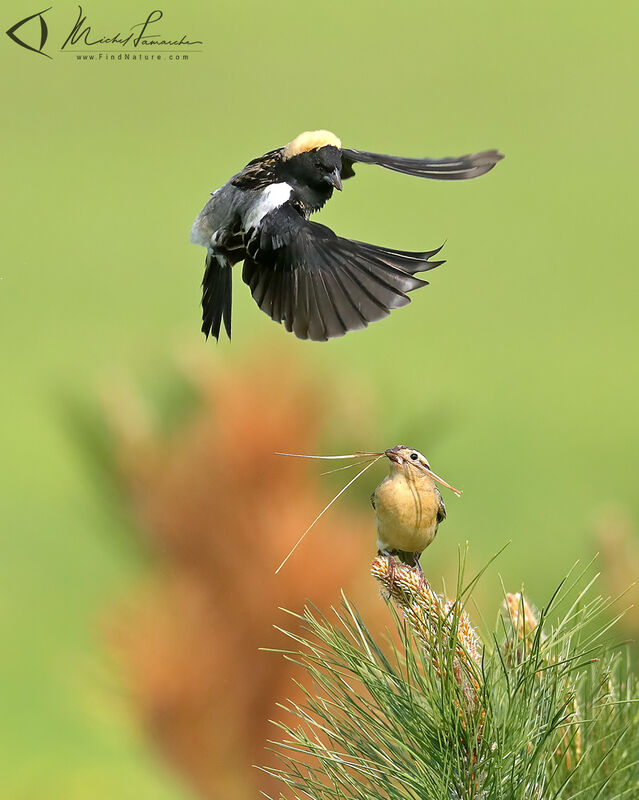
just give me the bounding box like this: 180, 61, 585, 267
190, 130, 503, 341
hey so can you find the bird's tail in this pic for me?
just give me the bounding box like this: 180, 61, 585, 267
201, 252, 232, 341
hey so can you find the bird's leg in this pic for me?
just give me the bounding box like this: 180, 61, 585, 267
411, 553, 429, 592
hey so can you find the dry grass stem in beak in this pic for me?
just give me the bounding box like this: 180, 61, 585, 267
276, 451, 383, 460
274, 454, 384, 574
422, 466, 462, 497
319, 460, 376, 476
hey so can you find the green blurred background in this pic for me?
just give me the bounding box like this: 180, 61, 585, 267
2, 0, 638, 795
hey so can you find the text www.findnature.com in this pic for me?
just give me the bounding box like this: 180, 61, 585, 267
75, 53, 190, 61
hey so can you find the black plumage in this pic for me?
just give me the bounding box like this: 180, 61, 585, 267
242, 205, 444, 340
340, 148, 503, 180
189, 130, 504, 341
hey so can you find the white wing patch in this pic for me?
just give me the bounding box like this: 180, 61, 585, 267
243, 183, 292, 231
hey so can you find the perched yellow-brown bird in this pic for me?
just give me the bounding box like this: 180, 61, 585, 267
372, 445, 461, 570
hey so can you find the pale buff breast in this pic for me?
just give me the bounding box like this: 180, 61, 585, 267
374, 473, 441, 553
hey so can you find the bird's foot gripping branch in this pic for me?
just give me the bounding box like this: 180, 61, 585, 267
265, 554, 639, 799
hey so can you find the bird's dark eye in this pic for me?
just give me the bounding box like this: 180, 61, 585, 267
410, 453, 418, 460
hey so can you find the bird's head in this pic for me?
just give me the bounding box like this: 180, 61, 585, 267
280, 130, 343, 192
384, 445, 462, 496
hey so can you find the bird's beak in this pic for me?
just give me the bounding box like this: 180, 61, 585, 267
421, 466, 463, 498
384, 447, 403, 465
326, 168, 343, 191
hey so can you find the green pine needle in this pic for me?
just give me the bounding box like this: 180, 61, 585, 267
263, 553, 639, 799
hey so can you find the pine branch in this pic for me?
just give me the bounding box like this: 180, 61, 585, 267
264, 553, 639, 799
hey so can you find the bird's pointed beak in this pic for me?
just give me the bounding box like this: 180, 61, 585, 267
326, 168, 343, 191
384, 447, 403, 465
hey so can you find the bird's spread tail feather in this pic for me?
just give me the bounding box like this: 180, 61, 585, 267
201, 253, 232, 341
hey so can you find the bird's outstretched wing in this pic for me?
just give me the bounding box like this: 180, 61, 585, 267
341, 148, 504, 181
242, 204, 444, 341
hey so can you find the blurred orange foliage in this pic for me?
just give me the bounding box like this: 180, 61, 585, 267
102, 353, 385, 800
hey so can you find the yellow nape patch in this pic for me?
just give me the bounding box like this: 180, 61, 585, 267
283, 130, 341, 160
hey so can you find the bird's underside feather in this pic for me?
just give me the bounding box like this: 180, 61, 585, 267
341, 148, 504, 180
241, 204, 444, 341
